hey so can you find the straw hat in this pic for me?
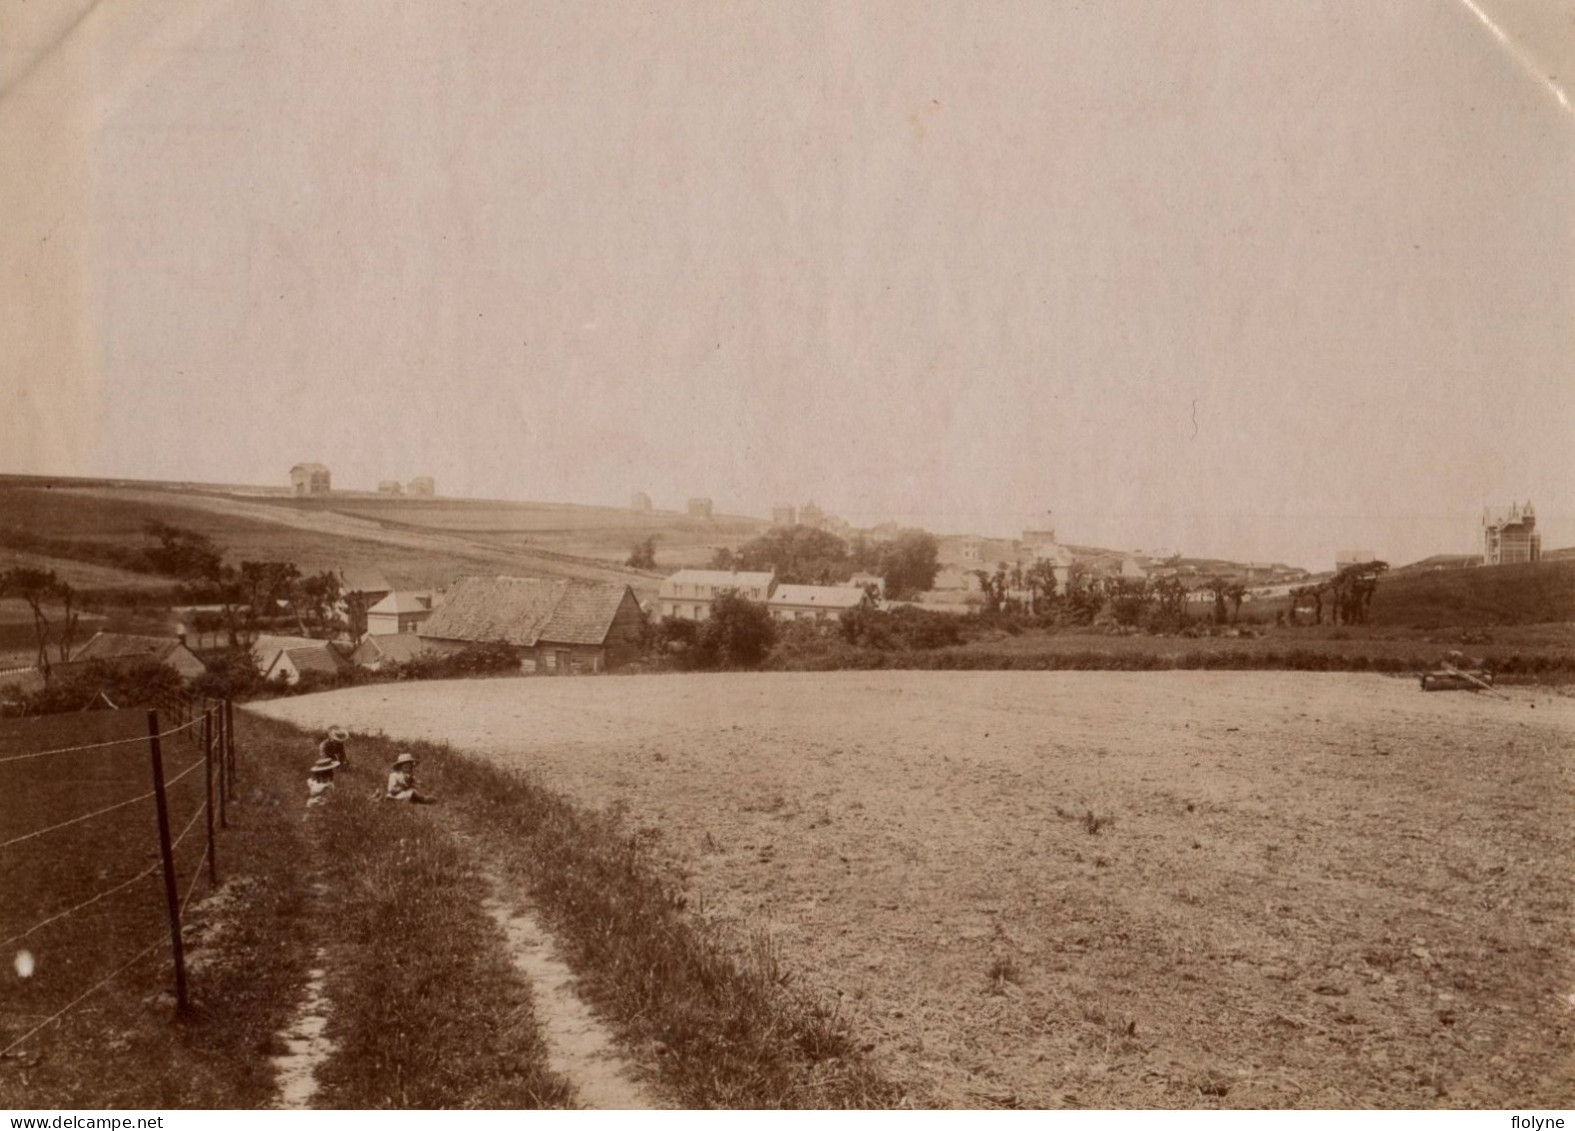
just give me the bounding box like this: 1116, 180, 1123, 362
328, 726, 349, 741
310, 757, 341, 774
392, 752, 417, 767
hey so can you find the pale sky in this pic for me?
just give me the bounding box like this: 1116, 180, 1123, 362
2, 1, 1571, 569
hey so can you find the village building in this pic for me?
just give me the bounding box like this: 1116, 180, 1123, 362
657, 569, 776, 620
418, 576, 645, 674
1119, 555, 1149, 580
290, 463, 332, 495
766, 584, 870, 623
798, 501, 828, 529
337, 570, 393, 609
366, 591, 435, 636
1335, 549, 1377, 570
71, 632, 208, 680
1482, 502, 1541, 565
377, 480, 404, 495
630, 491, 653, 512
351, 632, 432, 671
408, 476, 435, 496
772, 505, 797, 527
686, 497, 714, 519
864, 521, 901, 542
264, 644, 350, 685
251, 633, 341, 675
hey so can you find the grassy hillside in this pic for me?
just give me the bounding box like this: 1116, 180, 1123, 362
1370, 559, 1575, 628
0, 480, 766, 596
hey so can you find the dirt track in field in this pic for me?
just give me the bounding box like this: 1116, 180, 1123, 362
254, 671, 1575, 1108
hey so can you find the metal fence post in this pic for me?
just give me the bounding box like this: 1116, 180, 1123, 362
145, 709, 188, 1013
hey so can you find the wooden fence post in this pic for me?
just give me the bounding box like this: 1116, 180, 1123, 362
145, 709, 188, 1013
225, 699, 236, 797
203, 710, 217, 885
215, 705, 228, 829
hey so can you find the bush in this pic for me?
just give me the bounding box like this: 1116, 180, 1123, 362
691, 595, 775, 670
9, 659, 185, 716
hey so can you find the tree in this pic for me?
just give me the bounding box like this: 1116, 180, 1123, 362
140, 520, 224, 581
626, 536, 659, 570
875, 530, 940, 599
696, 593, 775, 668
0, 568, 59, 676
732, 525, 850, 584
290, 571, 344, 638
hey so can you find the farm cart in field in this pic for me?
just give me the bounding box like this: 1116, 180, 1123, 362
1419, 658, 1497, 693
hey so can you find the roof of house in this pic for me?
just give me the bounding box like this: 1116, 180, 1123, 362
368, 591, 433, 615
352, 633, 432, 665
659, 569, 775, 592
420, 576, 637, 648
338, 569, 393, 595
291, 462, 330, 474
271, 646, 345, 676
73, 633, 185, 663
253, 633, 331, 656
767, 585, 869, 609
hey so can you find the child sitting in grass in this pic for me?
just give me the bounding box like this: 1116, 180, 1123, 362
385, 752, 436, 804
306, 755, 341, 808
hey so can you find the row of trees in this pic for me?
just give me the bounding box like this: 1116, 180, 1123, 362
709, 525, 941, 599
0, 567, 83, 677
4, 522, 364, 686
971, 560, 1252, 631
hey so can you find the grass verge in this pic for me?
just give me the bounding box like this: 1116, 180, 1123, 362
260, 720, 905, 1109
294, 729, 570, 1109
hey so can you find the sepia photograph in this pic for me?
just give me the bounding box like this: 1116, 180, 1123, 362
1, 0, 1572, 1117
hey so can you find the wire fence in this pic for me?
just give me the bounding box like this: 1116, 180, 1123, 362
0, 697, 242, 1057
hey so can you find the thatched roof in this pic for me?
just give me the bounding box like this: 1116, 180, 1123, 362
420, 576, 635, 648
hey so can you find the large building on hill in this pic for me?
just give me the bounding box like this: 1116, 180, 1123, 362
687, 497, 714, 519
290, 463, 331, 495
419, 576, 645, 674
408, 476, 435, 496
1482, 502, 1541, 565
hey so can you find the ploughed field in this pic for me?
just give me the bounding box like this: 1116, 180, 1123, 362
254, 671, 1575, 1108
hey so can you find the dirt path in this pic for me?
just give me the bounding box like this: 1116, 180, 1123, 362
479, 873, 661, 1109
271, 950, 335, 1110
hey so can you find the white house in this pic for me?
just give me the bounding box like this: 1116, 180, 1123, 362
766, 585, 870, 623
366, 591, 435, 636
657, 569, 775, 620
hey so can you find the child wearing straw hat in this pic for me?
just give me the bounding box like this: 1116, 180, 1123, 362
385, 752, 436, 804
307, 754, 341, 808
319, 726, 350, 770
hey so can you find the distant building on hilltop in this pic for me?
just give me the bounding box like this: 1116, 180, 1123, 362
1482, 502, 1541, 565
687, 497, 714, 519
408, 476, 435, 497
798, 501, 827, 529
1336, 549, 1377, 570
772, 505, 797, 527
630, 491, 652, 512
377, 480, 403, 495
290, 463, 331, 495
